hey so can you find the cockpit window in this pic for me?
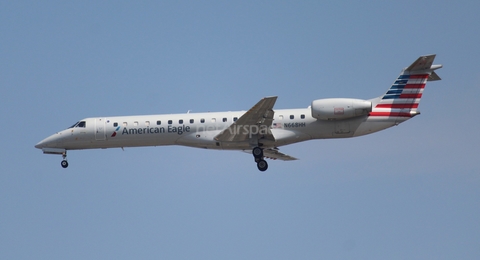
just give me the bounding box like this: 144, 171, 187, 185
68, 122, 79, 129
68, 121, 86, 129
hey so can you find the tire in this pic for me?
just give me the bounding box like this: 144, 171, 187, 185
252, 147, 263, 158
257, 159, 268, 172
61, 160, 69, 168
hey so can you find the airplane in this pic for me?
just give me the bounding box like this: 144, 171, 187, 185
35, 55, 442, 171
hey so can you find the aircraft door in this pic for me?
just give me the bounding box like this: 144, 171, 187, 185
95, 118, 106, 140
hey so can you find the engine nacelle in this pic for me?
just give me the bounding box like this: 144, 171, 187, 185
311, 98, 372, 120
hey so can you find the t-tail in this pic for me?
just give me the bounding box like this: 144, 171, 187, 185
370, 54, 442, 122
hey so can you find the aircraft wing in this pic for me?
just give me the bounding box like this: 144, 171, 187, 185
263, 148, 298, 161
214, 96, 277, 142
242, 148, 297, 161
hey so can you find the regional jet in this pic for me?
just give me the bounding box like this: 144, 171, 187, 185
35, 55, 442, 171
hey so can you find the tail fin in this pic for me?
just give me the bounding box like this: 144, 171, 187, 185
370, 54, 442, 119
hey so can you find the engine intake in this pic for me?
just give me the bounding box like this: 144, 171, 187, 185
311, 98, 372, 120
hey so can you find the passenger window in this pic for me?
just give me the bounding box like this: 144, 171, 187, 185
200, 118, 205, 123
179, 119, 183, 124
279, 115, 283, 120
190, 119, 194, 123
114, 122, 118, 127
211, 118, 216, 123
233, 117, 238, 122
168, 120, 172, 124
157, 120, 161, 125
123, 122, 128, 127
223, 118, 227, 122
290, 115, 294, 119
134, 121, 138, 126
301, 114, 305, 119
145, 121, 150, 126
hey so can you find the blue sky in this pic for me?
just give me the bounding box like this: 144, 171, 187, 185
1, 1, 479, 259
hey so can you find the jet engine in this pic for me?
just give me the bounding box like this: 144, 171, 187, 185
311, 98, 372, 120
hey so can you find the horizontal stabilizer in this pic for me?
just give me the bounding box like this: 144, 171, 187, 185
428, 71, 441, 81
406, 54, 436, 71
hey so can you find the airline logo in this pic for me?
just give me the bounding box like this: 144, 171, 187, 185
370, 73, 428, 117
334, 107, 344, 115
111, 125, 191, 137
111, 126, 121, 137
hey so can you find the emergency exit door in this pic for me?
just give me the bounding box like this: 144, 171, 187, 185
95, 118, 106, 140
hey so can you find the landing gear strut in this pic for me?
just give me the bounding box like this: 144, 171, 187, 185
61, 152, 68, 168
252, 146, 268, 172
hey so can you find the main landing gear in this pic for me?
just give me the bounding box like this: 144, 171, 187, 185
61, 152, 68, 168
252, 147, 268, 172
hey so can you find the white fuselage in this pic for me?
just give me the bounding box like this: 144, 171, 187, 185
35, 106, 400, 152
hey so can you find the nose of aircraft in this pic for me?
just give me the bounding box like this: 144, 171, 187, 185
35, 137, 50, 149
34, 142, 42, 149
35, 133, 63, 149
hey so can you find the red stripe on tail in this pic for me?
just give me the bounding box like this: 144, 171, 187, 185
404, 84, 425, 89
399, 93, 422, 99
375, 103, 419, 109
410, 74, 429, 79
369, 112, 413, 117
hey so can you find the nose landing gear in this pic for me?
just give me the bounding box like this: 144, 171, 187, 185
61, 152, 68, 168
61, 160, 69, 168
252, 147, 268, 172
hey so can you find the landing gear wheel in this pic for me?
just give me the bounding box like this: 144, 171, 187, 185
252, 147, 263, 158
257, 159, 268, 172
61, 160, 69, 168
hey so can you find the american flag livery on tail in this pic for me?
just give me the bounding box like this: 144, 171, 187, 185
370, 54, 442, 123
